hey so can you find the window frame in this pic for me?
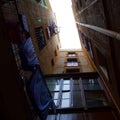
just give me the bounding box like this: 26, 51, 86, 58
45, 75, 109, 109
35, 26, 46, 50
66, 58, 79, 67
67, 52, 77, 57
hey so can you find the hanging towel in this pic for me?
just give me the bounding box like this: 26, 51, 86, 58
19, 37, 39, 71
26, 68, 53, 120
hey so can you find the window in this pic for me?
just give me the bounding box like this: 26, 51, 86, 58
55, 49, 57, 56
38, 0, 47, 8
46, 76, 108, 109
68, 52, 76, 57
85, 91, 108, 107
96, 49, 109, 81
46, 26, 51, 39
82, 78, 102, 90
88, 40, 94, 59
51, 58, 54, 66
35, 27, 46, 50
79, 0, 82, 7
66, 58, 78, 66
66, 68, 80, 73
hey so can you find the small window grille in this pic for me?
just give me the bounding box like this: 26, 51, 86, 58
35, 27, 46, 50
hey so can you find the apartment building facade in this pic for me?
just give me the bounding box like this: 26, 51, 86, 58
1, 0, 120, 120
72, 0, 120, 111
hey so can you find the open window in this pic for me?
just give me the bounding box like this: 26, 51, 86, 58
35, 27, 46, 50
67, 52, 77, 57
66, 58, 78, 67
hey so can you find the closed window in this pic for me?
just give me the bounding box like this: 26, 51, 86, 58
46, 76, 108, 109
